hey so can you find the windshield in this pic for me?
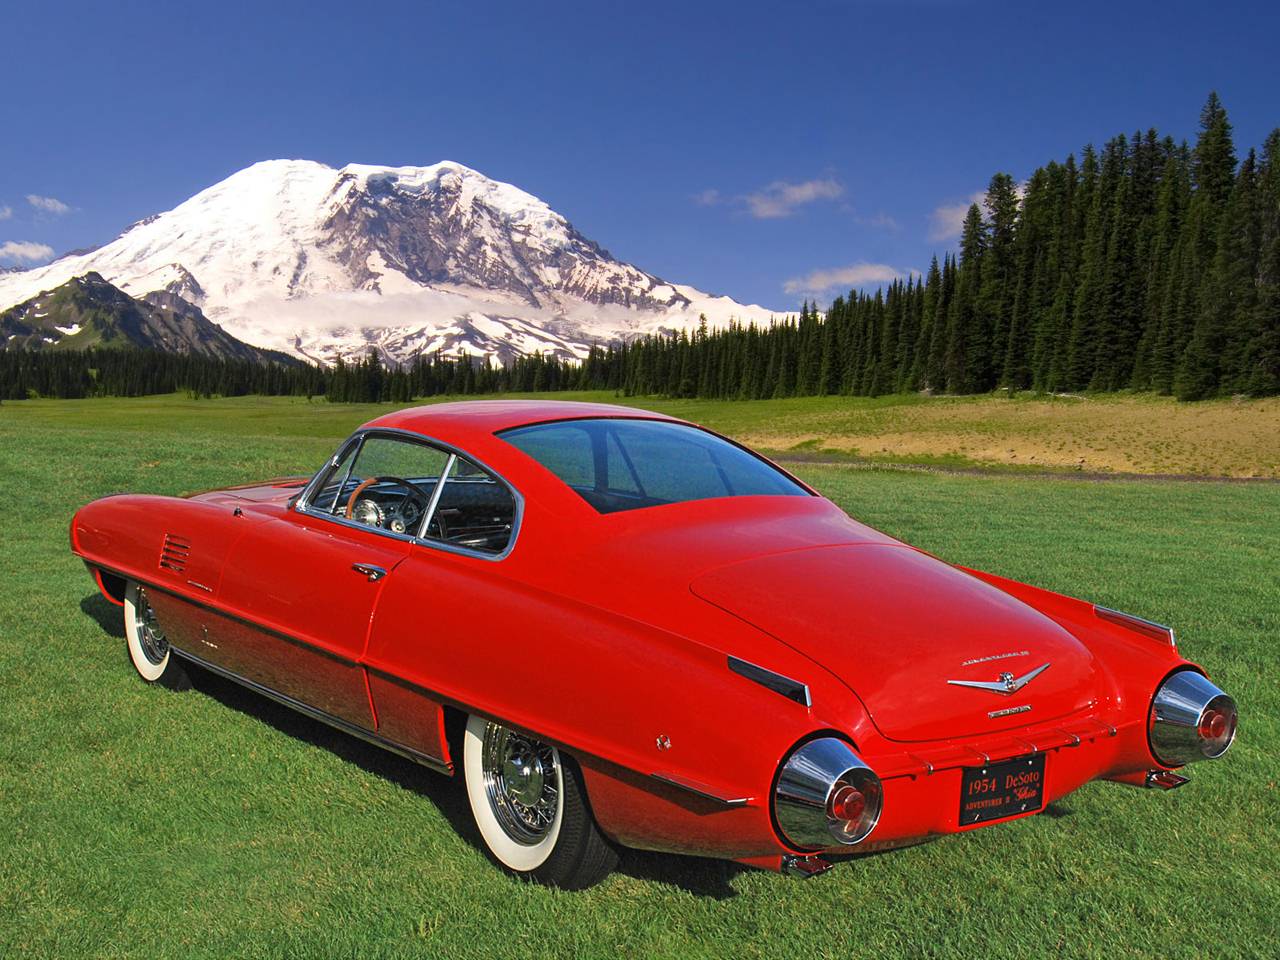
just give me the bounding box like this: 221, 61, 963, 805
499, 418, 809, 514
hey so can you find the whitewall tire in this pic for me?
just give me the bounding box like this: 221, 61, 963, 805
123, 581, 189, 689
462, 714, 617, 888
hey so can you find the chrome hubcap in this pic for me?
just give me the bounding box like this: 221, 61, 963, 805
135, 589, 168, 665
482, 722, 560, 845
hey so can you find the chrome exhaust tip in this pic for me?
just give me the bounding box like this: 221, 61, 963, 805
1145, 769, 1190, 790
1149, 670, 1238, 767
774, 737, 884, 849
781, 854, 833, 879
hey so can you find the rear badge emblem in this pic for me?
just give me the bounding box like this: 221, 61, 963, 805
988, 704, 1032, 719
948, 662, 1050, 696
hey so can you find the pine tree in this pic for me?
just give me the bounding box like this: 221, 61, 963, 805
1245, 130, 1280, 394
977, 172, 1021, 388
945, 204, 987, 391
1175, 93, 1239, 398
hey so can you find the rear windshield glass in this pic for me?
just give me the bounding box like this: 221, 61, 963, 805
499, 418, 809, 514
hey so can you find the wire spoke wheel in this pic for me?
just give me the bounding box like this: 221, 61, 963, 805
462, 712, 616, 887
123, 579, 188, 688
133, 588, 169, 666
481, 723, 561, 845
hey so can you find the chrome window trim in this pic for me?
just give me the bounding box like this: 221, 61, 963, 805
417, 452, 457, 539
295, 427, 524, 562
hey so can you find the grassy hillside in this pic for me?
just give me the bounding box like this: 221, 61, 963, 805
0, 394, 1276, 958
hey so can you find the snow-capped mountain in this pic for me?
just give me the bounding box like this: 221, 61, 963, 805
0, 160, 781, 365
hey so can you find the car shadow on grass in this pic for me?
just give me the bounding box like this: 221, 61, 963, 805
1040, 801, 1073, 819
613, 848, 744, 898
169, 650, 743, 899
81, 593, 125, 638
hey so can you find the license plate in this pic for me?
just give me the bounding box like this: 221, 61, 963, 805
959, 753, 1046, 825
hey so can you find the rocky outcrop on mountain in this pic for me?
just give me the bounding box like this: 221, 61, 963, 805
0, 273, 298, 364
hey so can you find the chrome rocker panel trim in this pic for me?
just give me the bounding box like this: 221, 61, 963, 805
171, 646, 453, 775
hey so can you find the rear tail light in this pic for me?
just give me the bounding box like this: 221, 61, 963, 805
1149, 670, 1238, 766
774, 737, 883, 849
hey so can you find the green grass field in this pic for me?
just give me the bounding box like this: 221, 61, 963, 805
1, 394, 1277, 959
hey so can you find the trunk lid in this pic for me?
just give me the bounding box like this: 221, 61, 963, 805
690, 544, 1102, 742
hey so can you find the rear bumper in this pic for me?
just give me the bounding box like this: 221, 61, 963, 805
591, 709, 1162, 868
859, 714, 1140, 847
736, 713, 1161, 873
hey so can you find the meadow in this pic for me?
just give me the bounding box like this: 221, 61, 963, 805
0, 393, 1276, 958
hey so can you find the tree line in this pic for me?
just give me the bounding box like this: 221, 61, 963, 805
0, 347, 327, 400
2, 94, 1275, 404
611, 93, 1278, 401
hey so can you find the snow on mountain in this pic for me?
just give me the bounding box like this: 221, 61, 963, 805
0, 160, 783, 365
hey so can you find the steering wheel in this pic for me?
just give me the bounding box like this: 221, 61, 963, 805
345, 475, 433, 521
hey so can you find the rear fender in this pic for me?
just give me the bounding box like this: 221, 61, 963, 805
959, 565, 1190, 708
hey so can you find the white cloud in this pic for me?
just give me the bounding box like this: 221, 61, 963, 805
698, 177, 845, 219
745, 178, 844, 219
27, 194, 70, 215
927, 190, 985, 242
0, 240, 55, 263
783, 261, 904, 296
0, 205, 11, 221
855, 212, 900, 231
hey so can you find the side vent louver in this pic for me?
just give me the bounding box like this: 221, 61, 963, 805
159, 534, 191, 573
727, 656, 812, 707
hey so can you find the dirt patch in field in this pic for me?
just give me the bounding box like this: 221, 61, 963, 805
738, 396, 1280, 478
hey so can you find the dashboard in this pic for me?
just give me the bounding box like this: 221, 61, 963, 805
350, 489, 423, 535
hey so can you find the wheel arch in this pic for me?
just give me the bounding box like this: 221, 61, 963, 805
90, 563, 127, 606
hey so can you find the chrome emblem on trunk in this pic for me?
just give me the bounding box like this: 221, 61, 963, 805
988, 704, 1032, 719
948, 662, 1050, 696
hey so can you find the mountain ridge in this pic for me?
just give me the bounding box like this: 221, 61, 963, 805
0, 160, 781, 366
0, 272, 301, 364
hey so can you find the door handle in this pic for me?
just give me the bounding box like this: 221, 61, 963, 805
352, 563, 388, 582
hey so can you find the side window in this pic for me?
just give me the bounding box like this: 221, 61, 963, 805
310, 434, 451, 536
423, 454, 517, 556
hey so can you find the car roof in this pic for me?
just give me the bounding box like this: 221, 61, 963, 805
362, 399, 682, 441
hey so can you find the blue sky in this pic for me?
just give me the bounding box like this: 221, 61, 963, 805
2, 0, 1278, 310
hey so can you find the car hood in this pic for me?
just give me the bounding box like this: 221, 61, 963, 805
690, 544, 1103, 742
188, 477, 310, 504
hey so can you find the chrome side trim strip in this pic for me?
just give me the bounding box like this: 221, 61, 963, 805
649, 771, 752, 807
727, 656, 811, 707
1095, 605, 1176, 646
170, 647, 453, 775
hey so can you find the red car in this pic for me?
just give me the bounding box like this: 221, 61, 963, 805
71, 400, 1238, 888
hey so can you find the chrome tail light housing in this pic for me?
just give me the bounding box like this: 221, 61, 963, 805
774, 737, 883, 849
1149, 670, 1238, 767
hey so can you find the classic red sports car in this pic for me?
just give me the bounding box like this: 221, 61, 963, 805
72, 400, 1238, 888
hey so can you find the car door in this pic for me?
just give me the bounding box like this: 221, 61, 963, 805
214, 432, 453, 729
362, 450, 522, 760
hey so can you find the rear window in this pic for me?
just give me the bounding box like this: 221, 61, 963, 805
499, 418, 809, 514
